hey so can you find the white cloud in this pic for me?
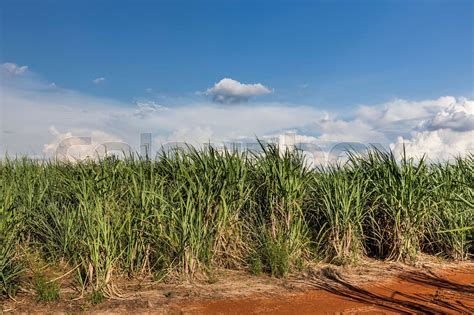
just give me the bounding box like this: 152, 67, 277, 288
205, 78, 273, 103
419, 98, 473, 132
365, 96, 454, 123
133, 101, 169, 118
309, 115, 388, 144
92, 77, 106, 84
390, 129, 473, 161
356, 96, 457, 135
43, 126, 123, 160
1, 63, 28, 75
1, 65, 472, 161
0, 73, 321, 156
390, 98, 473, 161
293, 96, 472, 161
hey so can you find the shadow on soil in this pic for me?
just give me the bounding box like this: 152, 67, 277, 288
308, 267, 474, 314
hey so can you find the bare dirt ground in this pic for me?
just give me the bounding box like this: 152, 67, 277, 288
2, 259, 473, 314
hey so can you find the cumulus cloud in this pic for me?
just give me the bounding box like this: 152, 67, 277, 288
359, 96, 455, 123
390, 98, 473, 160
206, 78, 273, 103
390, 129, 473, 161
292, 96, 472, 161
92, 77, 106, 84
1, 62, 28, 75
419, 98, 473, 132
356, 96, 457, 136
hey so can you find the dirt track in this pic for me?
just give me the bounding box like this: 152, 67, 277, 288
181, 265, 474, 314
3, 261, 473, 314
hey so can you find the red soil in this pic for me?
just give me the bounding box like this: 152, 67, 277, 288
181, 266, 474, 314
3, 261, 473, 314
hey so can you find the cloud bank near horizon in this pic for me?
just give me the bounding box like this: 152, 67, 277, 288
1, 63, 472, 161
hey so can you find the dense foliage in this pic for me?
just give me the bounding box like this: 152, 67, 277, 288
1, 145, 473, 297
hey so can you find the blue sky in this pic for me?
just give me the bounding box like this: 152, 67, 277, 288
2, 0, 472, 107
1, 1, 473, 160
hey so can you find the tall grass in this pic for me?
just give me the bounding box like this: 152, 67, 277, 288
0, 146, 472, 298
249, 144, 311, 276
1, 210, 24, 297
350, 149, 433, 261
311, 164, 370, 264
426, 155, 474, 259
